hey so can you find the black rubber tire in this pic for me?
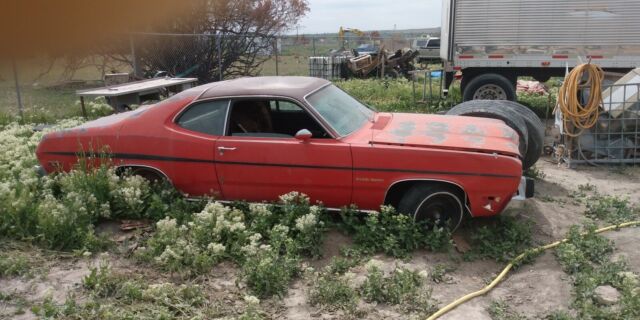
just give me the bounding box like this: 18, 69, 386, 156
398, 183, 465, 231
455, 100, 544, 170
446, 101, 529, 163
462, 73, 516, 102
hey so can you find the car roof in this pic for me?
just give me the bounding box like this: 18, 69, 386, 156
195, 76, 330, 101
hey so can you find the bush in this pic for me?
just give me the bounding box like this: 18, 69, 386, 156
241, 225, 300, 298
136, 192, 326, 297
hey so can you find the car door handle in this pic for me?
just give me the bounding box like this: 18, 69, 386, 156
218, 146, 237, 154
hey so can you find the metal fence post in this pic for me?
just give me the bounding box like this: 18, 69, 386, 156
312, 36, 316, 56
11, 59, 24, 118
274, 37, 279, 76
130, 35, 142, 78
217, 34, 223, 81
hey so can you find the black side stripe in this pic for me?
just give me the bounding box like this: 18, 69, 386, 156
45, 151, 518, 179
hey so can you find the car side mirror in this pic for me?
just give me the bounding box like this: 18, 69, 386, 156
294, 129, 312, 142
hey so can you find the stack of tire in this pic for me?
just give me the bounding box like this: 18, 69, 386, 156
445, 100, 544, 170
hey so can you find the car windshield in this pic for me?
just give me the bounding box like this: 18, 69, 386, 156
306, 85, 374, 137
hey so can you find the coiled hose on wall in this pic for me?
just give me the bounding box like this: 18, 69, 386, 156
426, 220, 640, 320
556, 63, 605, 137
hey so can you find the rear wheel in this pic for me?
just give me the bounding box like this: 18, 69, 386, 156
398, 183, 465, 231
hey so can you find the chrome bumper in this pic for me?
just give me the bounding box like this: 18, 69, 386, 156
512, 176, 534, 201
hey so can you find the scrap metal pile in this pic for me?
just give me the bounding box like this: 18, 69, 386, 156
337, 45, 419, 79
309, 46, 419, 80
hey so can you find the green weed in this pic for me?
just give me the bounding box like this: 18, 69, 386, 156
309, 272, 359, 311
487, 299, 527, 320
464, 216, 533, 263
554, 223, 640, 319
585, 195, 637, 225
0, 254, 30, 277
340, 205, 452, 258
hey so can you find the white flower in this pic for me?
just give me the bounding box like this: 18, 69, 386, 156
244, 295, 260, 305
249, 203, 272, 216
156, 218, 177, 232
279, 191, 310, 205
295, 212, 318, 231
365, 259, 384, 271
207, 242, 225, 255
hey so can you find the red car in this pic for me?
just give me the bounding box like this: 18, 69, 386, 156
36, 76, 532, 229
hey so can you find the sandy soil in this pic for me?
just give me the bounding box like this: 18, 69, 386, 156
1, 159, 639, 319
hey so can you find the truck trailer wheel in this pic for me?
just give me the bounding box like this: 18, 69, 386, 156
398, 183, 464, 231
450, 100, 544, 169
446, 101, 529, 167
462, 73, 516, 101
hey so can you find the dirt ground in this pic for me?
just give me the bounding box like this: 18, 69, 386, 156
1, 159, 639, 320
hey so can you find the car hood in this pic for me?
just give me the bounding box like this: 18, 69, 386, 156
370, 113, 520, 156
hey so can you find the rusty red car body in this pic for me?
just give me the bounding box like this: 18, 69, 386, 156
36, 77, 524, 220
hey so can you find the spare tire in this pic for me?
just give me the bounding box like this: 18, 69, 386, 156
446, 101, 529, 168
450, 100, 544, 169
489, 100, 544, 169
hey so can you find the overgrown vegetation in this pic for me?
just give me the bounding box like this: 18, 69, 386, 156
555, 224, 640, 319
30, 262, 242, 319
339, 205, 452, 258
0, 253, 30, 277
584, 195, 638, 225
463, 215, 534, 263
336, 78, 460, 113
360, 260, 437, 314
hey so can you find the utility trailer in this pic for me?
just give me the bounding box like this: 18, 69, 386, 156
440, 0, 640, 101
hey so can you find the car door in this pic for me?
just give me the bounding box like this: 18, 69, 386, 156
167, 99, 229, 197
214, 98, 352, 207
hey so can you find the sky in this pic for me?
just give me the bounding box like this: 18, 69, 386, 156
294, 0, 442, 34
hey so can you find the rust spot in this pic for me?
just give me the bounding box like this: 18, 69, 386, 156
390, 121, 415, 143
501, 127, 517, 141
463, 124, 486, 147
424, 122, 448, 144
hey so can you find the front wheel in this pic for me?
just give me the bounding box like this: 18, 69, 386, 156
397, 183, 465, 231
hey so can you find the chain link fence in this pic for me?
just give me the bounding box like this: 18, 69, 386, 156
1, 32, 440, 120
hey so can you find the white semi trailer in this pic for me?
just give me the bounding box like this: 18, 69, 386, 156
440, 0, 640, 101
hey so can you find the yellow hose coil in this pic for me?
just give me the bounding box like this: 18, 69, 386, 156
426, 220, 640, 320
556, 63, 605, 137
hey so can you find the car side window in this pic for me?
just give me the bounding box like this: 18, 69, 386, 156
177, 100, 229, 136
228, 99, 329, 138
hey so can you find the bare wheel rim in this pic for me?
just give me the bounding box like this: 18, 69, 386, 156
473, 84, 507, 100
413, 192, 463, 230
